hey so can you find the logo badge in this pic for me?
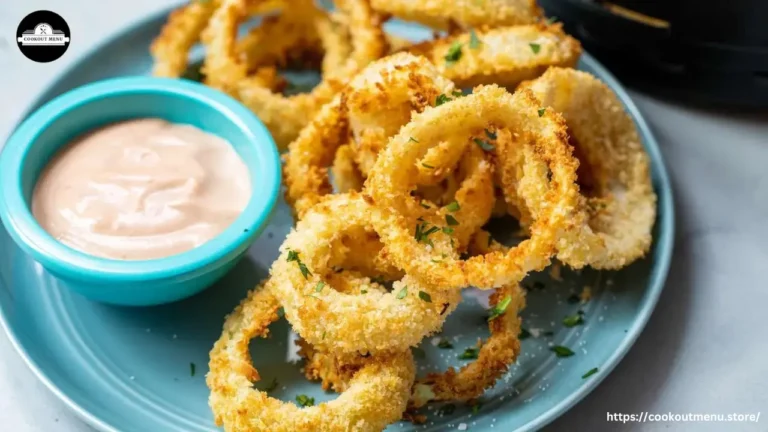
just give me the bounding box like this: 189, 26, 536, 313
16, 10, 71, 63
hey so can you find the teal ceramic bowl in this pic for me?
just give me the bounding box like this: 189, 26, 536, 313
0, 77, 281, 306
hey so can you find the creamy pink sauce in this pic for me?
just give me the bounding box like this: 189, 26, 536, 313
32, 119, 251, 260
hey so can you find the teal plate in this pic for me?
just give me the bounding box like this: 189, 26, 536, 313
0, 8, 674, 432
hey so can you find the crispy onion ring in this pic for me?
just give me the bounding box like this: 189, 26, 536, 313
522, 68, 657, 269
332, 144, 366, 193
370, 0, 542, 29
203, 0, 386, 150
345, 53, 457, 176
297, 284, 525, 407
207, 284, 415, 432
411, 284, 525, 407
405, 24, 581, 89
270, 193, 462, 356
366, 85, 580, 290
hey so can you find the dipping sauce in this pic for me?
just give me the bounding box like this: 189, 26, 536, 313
32, 119, 251, 260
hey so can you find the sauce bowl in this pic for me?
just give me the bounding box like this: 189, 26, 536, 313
0, 77, 281, 306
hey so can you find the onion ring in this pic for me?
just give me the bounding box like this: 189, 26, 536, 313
270, 193, 462, 356
207, 284, 415, 432
366, 85, 581, 290
332, 144, 366, 193
370, 0, 542, 30
405, 24, 581, 89
522, 67, 657, 269
203, 0, 386, 150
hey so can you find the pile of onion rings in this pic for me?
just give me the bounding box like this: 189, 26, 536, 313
151, 1, 664, 429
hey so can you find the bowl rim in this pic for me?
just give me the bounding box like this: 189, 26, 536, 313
0, 76, 282, 282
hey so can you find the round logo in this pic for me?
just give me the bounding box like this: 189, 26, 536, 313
16, 10, 71, 63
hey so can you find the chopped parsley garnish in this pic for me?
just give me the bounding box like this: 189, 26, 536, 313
445, 214, 459, 226
452, 90, 464, 98
435, 93, 452, 106
438, 338, 453, 349
458, 347, 480, 360
473, 138, 495, 151
322, 330, 326, 340
421, 162, 435, 169
471, 402, 482, 415
519, 328, 531, 339
551, 345, 575, 358
444, 41, 463, 65
563, 313, 585, 327
396, 286, 408, 299
445, 201, 460, 212
538, 107, 546, 117
314, 281, 325, 293
190, 362, 196, 376
438, 404, 456, 415
529, 43, 541, 54
418, 291, 432, 303
296, 394, 315, 407
420, 201, 431, 209
582, 367, 598, 379
484, 128, 497, 140
440, 302, 450, 315
409, 136, 420, 143
469, 29, 481, 49
442, 226, 455, 235
487, 295, 512, 321
361, 288, 368, 294
287, 249, 311, 279
567, 294, 581, 304
415, 221, 440, 246
264, 377, 278, 393
546, 16, 559, 24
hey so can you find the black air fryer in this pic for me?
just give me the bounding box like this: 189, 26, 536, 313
538, 0, 768, 107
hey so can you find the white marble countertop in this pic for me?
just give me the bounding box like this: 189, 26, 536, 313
1, 1, 767, 431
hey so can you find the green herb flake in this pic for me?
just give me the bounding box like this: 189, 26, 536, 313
314, 281, 325, 293
409, 136, 420, 143
437, 338, 453, 349
445, 201, 460, 212
484, 128, 497, 140
487, 295, 512, 321
469, 29, 482, 49
190, 362, 196, 376
582, 367, 598, 379
438, 404, 456, 415
538, 107, 546, 117
361, 288, 368, 294
296, 394, 315, 407
264, 377, 278, 393
551, 345, 575, 358
563, 313, 585, 328
421, 162, 435, 169
546, 16, 558, 24
452, 90, 464, 98
444, 41, 463, 65
529, 43, 541, 54
396, 286, 408, 299
435, 93, 452, 106
322, 330, 326, 340
471, 402, 482, 415
445, 214, 459, 226
418, 291, 432, 303
420, 201, 431, 209
519, 328, 531, 339
442, 226, 454, 235
458, 347, 480, 360
473, 138, 495, 151
287, 249, 311, 279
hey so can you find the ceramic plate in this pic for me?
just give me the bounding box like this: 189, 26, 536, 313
0, 8, 674, 432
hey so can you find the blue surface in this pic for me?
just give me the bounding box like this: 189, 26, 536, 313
0, 77, 281, 306
0, 9, 674, 432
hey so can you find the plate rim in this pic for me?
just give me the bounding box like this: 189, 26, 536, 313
0, 6, 675, 432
